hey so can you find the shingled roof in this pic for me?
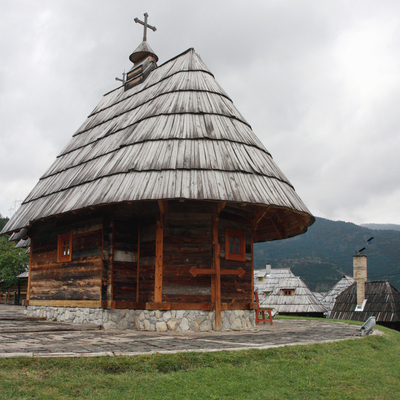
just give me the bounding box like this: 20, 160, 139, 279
254, 267, 295, 295
321, 275, 354, 317
2, 47, 314, 239
261, 276, 327, 314
330, 280, 400, 323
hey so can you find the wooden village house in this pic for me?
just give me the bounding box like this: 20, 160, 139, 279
254, 264, 295, 300
1, 15, 314, 331
260, 276, 326, 317
330, 254, 400, 330
321, 275, 354, 318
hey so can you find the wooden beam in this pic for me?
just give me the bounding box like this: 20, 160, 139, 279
136, 219, 140, 302
269, 216, 285, 239
146, 302, 213, 311
212, 213, 222, 331
251, 226, 255, 307
189, 266, 245, 278
26, 300, 102, 308
253, 206, 268, 231
108, 219, 115, 309
26, 244, 33, 302
154, 204, 165, 303
217, 201, 226, 214
112, 301, 146, 309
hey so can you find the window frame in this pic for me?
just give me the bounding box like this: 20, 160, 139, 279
57, 232, 72, 263
225, 228, 246, 262
282, 289, 294, 296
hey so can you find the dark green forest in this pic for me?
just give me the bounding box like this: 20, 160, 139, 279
254, 217, 400, 292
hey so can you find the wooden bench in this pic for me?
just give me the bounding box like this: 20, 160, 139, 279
254, 291, 273, 325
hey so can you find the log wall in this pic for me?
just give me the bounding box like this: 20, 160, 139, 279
162, 202, 213, 304
29, 213, 103, 302
219, 207, 253, 304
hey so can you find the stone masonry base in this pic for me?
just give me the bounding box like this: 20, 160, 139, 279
25, 306, 255, 331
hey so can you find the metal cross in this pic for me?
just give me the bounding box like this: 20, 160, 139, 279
134, 13, 156, 42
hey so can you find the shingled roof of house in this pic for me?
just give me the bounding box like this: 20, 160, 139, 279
261, 276, 327, 314
321, 275, 354, 316
2, 46, 314, 239
330, 280, 400, 322
254, 268, 295, 295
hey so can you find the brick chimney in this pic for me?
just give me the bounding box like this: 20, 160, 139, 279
353, 254, 367, 307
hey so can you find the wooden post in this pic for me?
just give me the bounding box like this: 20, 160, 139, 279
101, 213, 114, 309
155, 201, 166, 303
250, 221, 255, 307
212, 214, 221, 331
136, 219, 140, 302
26, 245, 33, 303
108, 219, 115, 309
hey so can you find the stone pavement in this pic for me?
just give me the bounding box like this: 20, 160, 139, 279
0, 304, 368, 359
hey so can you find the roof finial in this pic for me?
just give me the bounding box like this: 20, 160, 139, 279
134, 13, 156, 42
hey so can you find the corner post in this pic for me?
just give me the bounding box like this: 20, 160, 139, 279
213, 202, 226, 331
155, 200, 167, 303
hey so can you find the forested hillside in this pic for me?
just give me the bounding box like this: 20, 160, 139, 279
254, 217, 400, 292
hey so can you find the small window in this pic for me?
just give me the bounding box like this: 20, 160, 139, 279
225, 228, 246, 261
264, 292, 270, 298
282, 289, 294, 296
257, 277, 264, 282
58, 232, 72, 262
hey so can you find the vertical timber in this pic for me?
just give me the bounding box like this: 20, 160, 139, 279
155, 201, 166, 303
251, 219, 255, 308
213, 202, 225, 331
26, 244, 33, 302
136, 219, 141, 302
102, 213, 114, 309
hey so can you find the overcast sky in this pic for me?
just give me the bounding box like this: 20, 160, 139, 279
1, 0, 400, 225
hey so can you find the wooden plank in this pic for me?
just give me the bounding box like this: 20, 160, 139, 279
108, 218, 115, 308
112, 301, 146, 309
26, 300, 102, 307
26, 244, 33, 302
213, 213, 222, 331
136, 220, 140, 302
251, 224, 255, 302
146, 302, 212, 311
189, 266, 245, 278
222, 302, 252, 310
154, 204, 165, 303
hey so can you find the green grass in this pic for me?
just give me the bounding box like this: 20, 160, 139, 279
1, 325, 400, 399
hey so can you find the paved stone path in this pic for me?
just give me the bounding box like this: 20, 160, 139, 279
0, 304, 366, 358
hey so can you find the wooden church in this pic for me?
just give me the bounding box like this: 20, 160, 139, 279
2, 15, 314, 331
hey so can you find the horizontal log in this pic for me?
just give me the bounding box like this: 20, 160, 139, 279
26, 300, 102, 308
111, 301, 147, 309
142, 302, 253, 311
189, 266, 246, 277
145, 302, 212, 311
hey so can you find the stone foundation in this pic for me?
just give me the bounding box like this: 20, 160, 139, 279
25, 306, 255, 331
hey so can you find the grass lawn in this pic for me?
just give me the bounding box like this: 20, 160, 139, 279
1, 322, 399, 399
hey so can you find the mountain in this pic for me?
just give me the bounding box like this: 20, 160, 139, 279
254, 217, 400, 292
360, 223, 400, 231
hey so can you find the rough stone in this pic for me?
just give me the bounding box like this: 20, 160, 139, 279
167, 319, 179, 330
156, 321, 168, 332
163, 311, 172, 321
199, 319, 212, 331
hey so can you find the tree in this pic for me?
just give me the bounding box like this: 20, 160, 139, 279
0, 217, 29, 286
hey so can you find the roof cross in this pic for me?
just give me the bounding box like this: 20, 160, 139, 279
134, 13, 156, 42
